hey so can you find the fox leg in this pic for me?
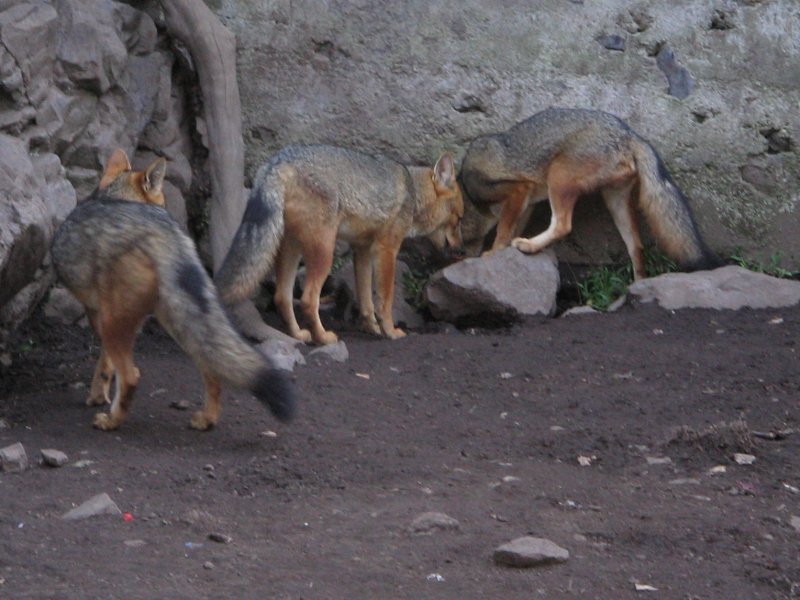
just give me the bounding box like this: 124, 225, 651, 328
87, 347, 114, 406
85, 309, 114, 406
374, 238, 405, 340
352, 245, 380, 335
92, 313, 143, 431
274, 240, 312, 343
487, 182, 534, 254
190, 371, 222, 431
602, 182, 646, 280
299, 234, 338, 345
512, 163, 580, 255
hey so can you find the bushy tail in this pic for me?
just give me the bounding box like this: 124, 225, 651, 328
214, 166, 286, 305
151, 231, 295, 422
630, 138, 717, 271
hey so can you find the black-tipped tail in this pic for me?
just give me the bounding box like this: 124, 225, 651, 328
252, 368, 297, 422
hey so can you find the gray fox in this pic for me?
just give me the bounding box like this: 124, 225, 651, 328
215, 145, 464, 345
459, 108, 717, 278
51, 149, 295, 431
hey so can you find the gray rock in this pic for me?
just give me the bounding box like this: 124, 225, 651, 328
493, 536, 569, 568
410, 511, 461, 534
61, 493, 122, 520
656, 46, 695, 99
0, 442, 28, 472
424, 248, 559, 321
308, 341, 349, 363
257, 339, 306, 372
628, 266, 800, 311
41, 449, 69, 467
43, 286, 85, 325
561, 305, 599, 317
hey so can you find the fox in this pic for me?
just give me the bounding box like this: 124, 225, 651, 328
459, 107, 717, 279
51, 149, 295, 431
214, 144, 464, 345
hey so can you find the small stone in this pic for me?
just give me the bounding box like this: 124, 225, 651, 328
308, 341, 349, 363
669, 478, 700, 486
170, 400, 190, 411
790, 515, 800, 533
410, 511, 460, 534
208, 532, 233, 544
203, 561, 214, 570
71, 459, 95, 468
259, 430, 278, 438
709, 465, 727, 475
0, 418, 8, 430
577, 455, 594, 467
41, 449, 69, 467
0, 353, 11, 368
62, 493, 122, 520
493, 536, 569, 568
124, 539, 147, 548
734, 453, 756, 465
0, 442, 28, 472
597, 34, 626, 51
646, 456, 672, 466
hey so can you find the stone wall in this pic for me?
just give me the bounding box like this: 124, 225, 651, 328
214, 0, 799, 265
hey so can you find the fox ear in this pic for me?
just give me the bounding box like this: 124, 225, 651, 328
433, 153, 456, 190
99, 149, 132, 189
143, 157, 167, 194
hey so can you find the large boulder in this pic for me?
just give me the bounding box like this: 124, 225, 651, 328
0, 136, 75, 327
0, 0, 199, 335
629, 266, 800, 310
424, 248, 559, 321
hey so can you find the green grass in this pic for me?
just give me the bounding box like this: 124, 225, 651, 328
576, 247, 679, 311
729, 248, 797, 279
402, 268, 432, 309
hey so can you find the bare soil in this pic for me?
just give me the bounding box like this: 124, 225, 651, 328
1, 301, 798, 599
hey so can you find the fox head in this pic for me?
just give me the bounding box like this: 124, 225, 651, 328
97, 149, 167, 207
424, 152, 464, 254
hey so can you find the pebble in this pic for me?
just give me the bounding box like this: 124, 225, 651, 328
170, 400, 190, 411
62, 493, 122, 520
208, 532, 233, 544
734, 453, 756, 465
790, 515, 800, 533
493, 536, 569, 568
410, 511, 460, 534
0, 442, 28, 472
41, 449, 69, 467
646, 456, 672, 466
308, 341, 349, 363
124, 539, 147, 548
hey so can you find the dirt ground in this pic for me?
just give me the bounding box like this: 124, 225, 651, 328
1, 299, 798, 600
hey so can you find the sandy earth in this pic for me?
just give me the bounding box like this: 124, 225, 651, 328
1, 300, 799, 599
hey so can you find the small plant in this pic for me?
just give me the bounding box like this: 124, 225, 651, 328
576, 247, 680, 311
402, 268, 431, 309
729, 248, 797, 279
576, 264, 631, 311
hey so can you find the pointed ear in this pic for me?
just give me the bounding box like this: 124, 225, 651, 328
433, 153, 456, 189
98, 149, 131, 189
143, 157, 167, 194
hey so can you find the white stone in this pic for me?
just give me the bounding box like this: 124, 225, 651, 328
493, 536, 569, 567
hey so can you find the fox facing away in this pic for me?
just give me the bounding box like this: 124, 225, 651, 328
459, 107, 717, 278
215, 145, 464, 345
51, 149, 295, 431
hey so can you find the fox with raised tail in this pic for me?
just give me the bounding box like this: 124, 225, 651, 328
51, 149, 295, 431
459, 107, 717, 278
215, 145, 464, 345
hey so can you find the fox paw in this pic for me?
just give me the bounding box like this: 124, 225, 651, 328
190, 411, 216, 431
291, 329, 313, 344
361, 317, 381, 336
314, 330, 339, 346
92, 413, 119, 431
511, 238, 539, 254
384, 327, 407, 340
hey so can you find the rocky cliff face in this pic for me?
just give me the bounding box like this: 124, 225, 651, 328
0, 0, 197, 336
215, 0, 799, 264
